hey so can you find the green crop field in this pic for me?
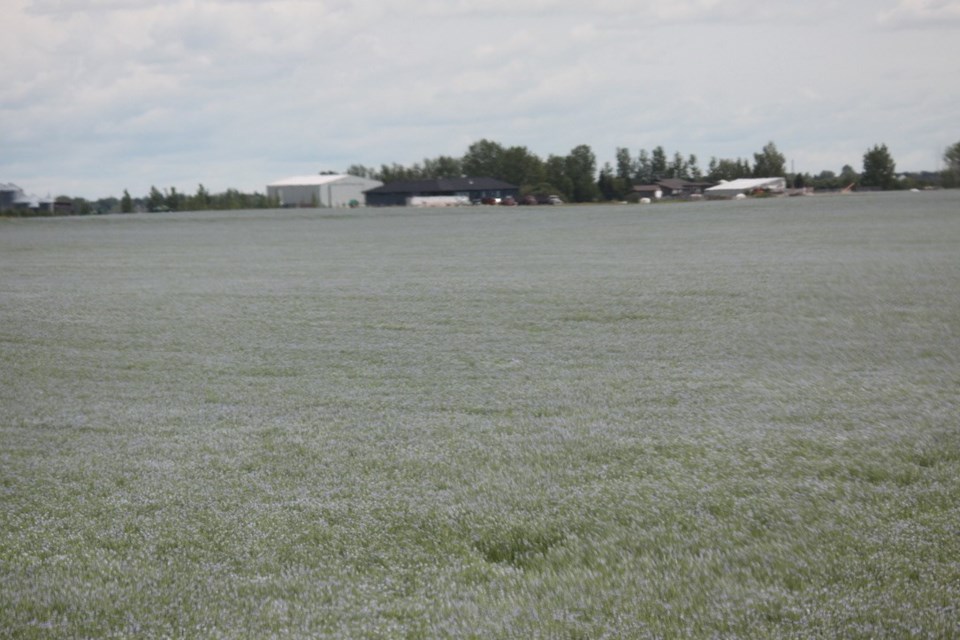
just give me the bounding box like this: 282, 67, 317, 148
2, 192, 959, 638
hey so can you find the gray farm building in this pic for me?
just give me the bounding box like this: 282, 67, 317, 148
364, 177, 519, 207
266, 174, 383, 207
1, 182, 51, 213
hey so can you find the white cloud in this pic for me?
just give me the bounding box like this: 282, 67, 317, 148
2, 0, 958, 198
876, 0, 960, 27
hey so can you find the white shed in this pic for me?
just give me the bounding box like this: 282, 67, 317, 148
266, 174, 383, 208
704, 177, 786, 199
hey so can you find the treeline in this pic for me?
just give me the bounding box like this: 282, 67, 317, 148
5, 184, 280, 217
9, 140, 959, 218
348, 140, 606, 203
124, 185, 279, 213
348, 138, 960, 201
346, 140, 738, 203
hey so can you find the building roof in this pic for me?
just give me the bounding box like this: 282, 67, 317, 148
705, 177, 784, 193
656, 179, 691, 191
267, 174, 359, 187
657, 178, 715, 190
365, 177, 517, 194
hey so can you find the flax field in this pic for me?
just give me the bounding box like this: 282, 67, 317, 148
2, 192, 959, 638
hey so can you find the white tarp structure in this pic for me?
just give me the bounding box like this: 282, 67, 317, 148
267, 174, 383, 207
704, 177, 786, 199
407, 195, 471, 207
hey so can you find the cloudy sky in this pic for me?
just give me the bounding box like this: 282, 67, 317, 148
3, 0, 959, 199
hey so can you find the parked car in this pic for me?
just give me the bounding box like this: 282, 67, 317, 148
534, 194, 564, 205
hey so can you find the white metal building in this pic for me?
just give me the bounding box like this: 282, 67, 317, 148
266, 174, 383, 208
704, 177, 786, 199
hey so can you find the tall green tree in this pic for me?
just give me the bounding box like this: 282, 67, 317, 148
861, 144, 897, 189
839, 164, 860, 188
422, 155, 463, 179
615, 148, 633, 183
545, 154, 573, 202
941, 140, 960, 188
121, 189, 134, 213
500, 145, 545, 189
147, 186, 165, 212
753, 141, 786, 177
462, 139, 505, 178
164, 187, 182, 211
635, 149, 653, 184
651, 146, 668, 179
346, 164, 375, 179
192, 184, 211, 210
597, 163, 618, 200
669, 151, 687, 179
565, 144, 599, 202
707, 157, 752, 182
612, 147, 633, 197
377, 163, 418, 183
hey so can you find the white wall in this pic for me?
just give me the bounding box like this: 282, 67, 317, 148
266, 176, 383, 207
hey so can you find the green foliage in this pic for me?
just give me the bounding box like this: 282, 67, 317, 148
840, 164, 860, 188
669, 151, 686, 178
753, 140, 787, 177
164, 186, 182, 212
625, 147, 702, 183
687, 153, 702, 180
597, 163, 619, 200
499, 145, 545, 191
862, 143, 898, 189
651, 145, 668, 178
346, 164, 376, 179
147, 186, 165, 212
377, 162, 419, 183
615, 147, 633, 183
635, 148, 653, 183
461, 138, 505, 178
422, 155, 463, 178
942, 140, 960, 188
707, 157, 752, 181
545, 154, 573, 202
120, 189, 134, 213
564, 144, 599, 202
191, 184, 211, 210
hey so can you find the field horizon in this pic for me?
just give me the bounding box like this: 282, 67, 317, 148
2, 192, 959, 638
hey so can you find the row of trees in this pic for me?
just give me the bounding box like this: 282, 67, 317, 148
10, 141, 959, 217
941, 141, 960, 188
350, 139, 960, 202
125, 185, 279, 213
346, 140, 793, 203
346, 139, 921, 203
347, 140, 604, 203
17, 185, 279, 216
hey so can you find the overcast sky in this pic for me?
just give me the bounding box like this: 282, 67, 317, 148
3, 0, 959, 199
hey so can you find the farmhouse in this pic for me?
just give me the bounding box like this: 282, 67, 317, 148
629, 185, 663, 201
657, 178, 714, 198
705, 177, 787, 199
266, 174, 383, 208
364, 177, 519, 207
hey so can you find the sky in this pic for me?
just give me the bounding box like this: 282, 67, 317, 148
3, 0, 959, 200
